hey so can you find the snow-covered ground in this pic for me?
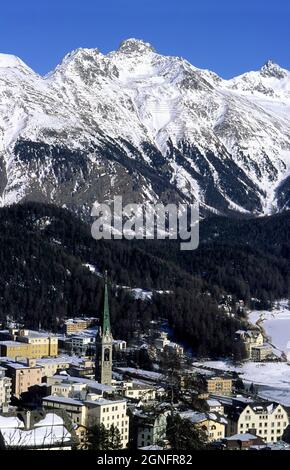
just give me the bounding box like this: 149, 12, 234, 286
191, 300, 290, 405
116, 367, 164, 382
82, 263, 102, 277
249, 299, 290, 356
82, 264, 172, 301
0, 413, 71, 448
193, 361, 290, 406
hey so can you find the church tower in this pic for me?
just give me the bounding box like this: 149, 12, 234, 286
95, 272, 113, 385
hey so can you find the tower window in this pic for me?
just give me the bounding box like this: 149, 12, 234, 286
104, 348, 110, 361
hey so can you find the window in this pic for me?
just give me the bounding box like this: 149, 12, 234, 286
104, 348, 110, 361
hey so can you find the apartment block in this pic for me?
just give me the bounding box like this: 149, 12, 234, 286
43, 394, 129, 448
0, 367, 12, 407
64, 318, 97, 335
0, 329, 58, 359
227, 402, 289, 443
0, 358, 42, 398
206, 376, 233, 395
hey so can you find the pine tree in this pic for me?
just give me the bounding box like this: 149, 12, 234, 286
108, 425, 123, 450
87, 423, 108, 450
167, 415, 207, 450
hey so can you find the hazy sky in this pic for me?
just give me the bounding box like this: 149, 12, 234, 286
1, 0, 289, 78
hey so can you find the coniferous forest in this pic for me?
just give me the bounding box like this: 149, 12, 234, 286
0, 202, 290, 359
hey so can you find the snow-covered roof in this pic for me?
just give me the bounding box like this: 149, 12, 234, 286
206, 399, 222, 407
139, 445, 164, 450
43, 395, 84, 406
0, 341, 25, 347
0, 359, 42, 370
85, 397, 127, 407
116, 367, 163, 381
224, 433, 259, 442
51, 374, 114, 392
179, 410, 227, 425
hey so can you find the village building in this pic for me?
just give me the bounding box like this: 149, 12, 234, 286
0, 328, 58, 359
251, 344, 273, 362
235, 329, 265, 359
226, 402, 289, 443
68, 334, 95, 357
64, 318, 97, 336
206, 399, 225, 414
221, 432, 265, 450
68, 359, 95, 378
0, 367, 11, 408
206, 376, 233, 396
46, 374, 114, 397
116, 381, 156, 402
179, 410, 227, 442
113, 340, 127, 352
0, 358, 42, 398
42, 394, 129, 448
130, 409, 170, 449
154, 332, 184, 356
35, 356, 72, 379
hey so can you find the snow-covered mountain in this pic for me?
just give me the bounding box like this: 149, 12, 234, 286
0, 39, 290, 218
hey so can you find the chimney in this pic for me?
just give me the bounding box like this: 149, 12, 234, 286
23, 410, 32, 430
26, 358, 36, 368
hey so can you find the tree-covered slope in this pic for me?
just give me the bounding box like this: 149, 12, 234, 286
0, 202, 289, 358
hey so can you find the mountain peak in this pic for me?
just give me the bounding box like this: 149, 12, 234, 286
260, 59, 287, 79
61, 47, 101, 64
117, 38, 156, 54
0, 53, 30, 70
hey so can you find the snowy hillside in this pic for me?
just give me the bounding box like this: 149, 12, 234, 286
0, 39, 290, 217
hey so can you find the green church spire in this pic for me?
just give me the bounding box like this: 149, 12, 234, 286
102, 271, 111, 335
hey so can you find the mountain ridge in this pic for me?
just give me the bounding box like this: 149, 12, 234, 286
0, 39, 289, 218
